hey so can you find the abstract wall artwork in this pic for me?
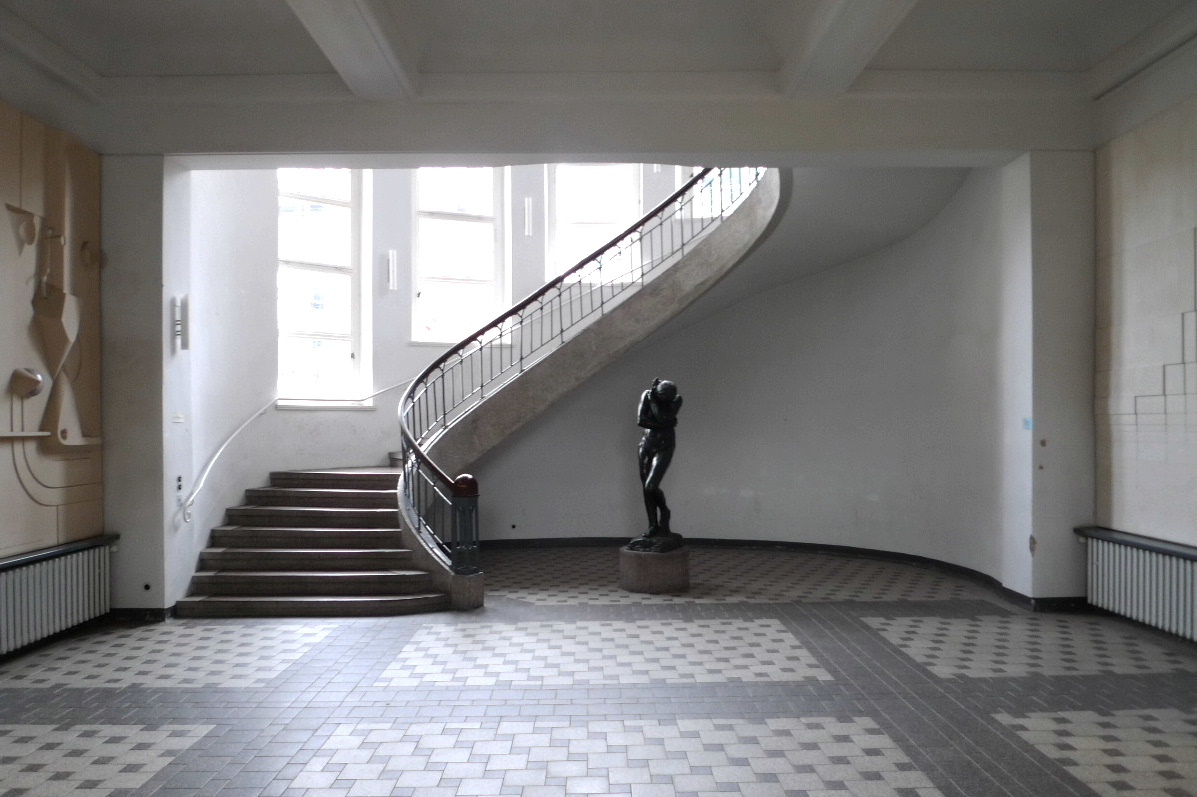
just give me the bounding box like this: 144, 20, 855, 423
1, 99, 104, 557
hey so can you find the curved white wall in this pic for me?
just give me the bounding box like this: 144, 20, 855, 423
473, 159, 1094, 595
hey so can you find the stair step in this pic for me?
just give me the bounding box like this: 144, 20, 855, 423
190, 570, 434, 596
226, 505, 400, 528
270, 468, 401, 490
199, 548, 414, 571
245, 487, 397, 508
175, 593, 450, 618
210, 525, 406, 548
183, 464, 451, 620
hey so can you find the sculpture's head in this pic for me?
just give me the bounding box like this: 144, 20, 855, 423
655, 380, 677, 402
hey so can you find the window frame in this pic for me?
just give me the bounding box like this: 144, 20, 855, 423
545, 162, 643, 283
276, 168, 373, 408
410, 166, 508, 345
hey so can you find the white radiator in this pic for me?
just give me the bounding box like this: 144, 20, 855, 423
1, 541, 113, 656
1081, 528, 1197, 642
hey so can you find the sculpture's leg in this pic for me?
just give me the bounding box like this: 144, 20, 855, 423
657, 492, 671, 534
641, 448, 674, 536
643, 487, 659, 534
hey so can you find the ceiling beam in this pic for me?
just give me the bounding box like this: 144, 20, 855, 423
286, 0, 419, 100
1088, 1, 1197, 99
0, 7, 105, 102
778, 0, 916, 96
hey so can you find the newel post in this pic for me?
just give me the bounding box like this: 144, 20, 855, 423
450, 474, 481, 576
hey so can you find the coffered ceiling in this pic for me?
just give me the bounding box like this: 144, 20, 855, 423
0, 1, 1194, 158
2, 0, 1193, 104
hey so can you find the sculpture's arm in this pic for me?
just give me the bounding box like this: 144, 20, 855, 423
637, 390, 654, 427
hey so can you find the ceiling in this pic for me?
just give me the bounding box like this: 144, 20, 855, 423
4, 4, 1157, 322
1, 0, 1194, 106
0, 1, 1182, 343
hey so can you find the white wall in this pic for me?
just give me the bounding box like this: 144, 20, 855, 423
153, 163, 677, 604
101, 156, 168, 609
473, 158, 1094, 597
175, 170, 278, 598
1028, 151, 1096, 596
104, 156, 1093, 606
1096, 98, 1197, 548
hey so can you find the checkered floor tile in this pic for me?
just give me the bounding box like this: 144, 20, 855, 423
0, 548, 1193, 797
485, 547, 991, 605
995, 709, 1197, 797
862, 614, 1197, 678
279, 716, 942, 797
376, 619, 833, 687
0, 623, 332, 689
0, 724, 211, 795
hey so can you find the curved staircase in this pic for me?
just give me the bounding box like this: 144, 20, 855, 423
177, 167, 782, 618
176, 467, 450, 618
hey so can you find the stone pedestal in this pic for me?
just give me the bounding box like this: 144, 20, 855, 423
619, 546, 690, 594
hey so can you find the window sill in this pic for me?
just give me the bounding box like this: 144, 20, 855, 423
276, 400, 376, 411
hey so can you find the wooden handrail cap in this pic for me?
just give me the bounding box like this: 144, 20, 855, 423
452, 474, 480, 497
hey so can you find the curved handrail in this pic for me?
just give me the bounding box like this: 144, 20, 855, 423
403, 167, 712, 480
398, 166, 767, 575
180, 377, 415, 523
417, 168, 711, 389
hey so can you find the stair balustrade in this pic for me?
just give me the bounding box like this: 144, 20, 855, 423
398, 167, 768, 576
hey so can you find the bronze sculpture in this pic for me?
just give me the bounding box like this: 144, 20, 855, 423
629, 378, 684, 552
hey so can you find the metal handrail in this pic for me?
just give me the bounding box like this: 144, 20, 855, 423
181, 377, 416, 523
397, 166, 767, 574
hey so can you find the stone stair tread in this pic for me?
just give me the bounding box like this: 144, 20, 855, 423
203, 547, 412, 555
269, 469, 401, 489
184, 466, 448, 619
175, 592, 450, 618
194, 569, 428, 577
184, 588, 447, 595
248, 487, 397, 496
282, 467, 401, 475
255, 483, 397, 489
210, 527, 407, 549
243, 487, 398, 508
225, 505, 400, 528
212, 524, 404, 533
231, 504, 396, 511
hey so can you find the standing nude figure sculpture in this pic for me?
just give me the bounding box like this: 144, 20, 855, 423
629, 378, 684, 552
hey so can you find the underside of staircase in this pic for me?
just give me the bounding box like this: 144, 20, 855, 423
176, 468, 451, 618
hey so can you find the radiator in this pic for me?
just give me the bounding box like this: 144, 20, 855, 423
0, 538, 115, 656
1078, 527, 1197, 642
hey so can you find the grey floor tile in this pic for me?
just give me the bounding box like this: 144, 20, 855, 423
0, 548, 1193, 797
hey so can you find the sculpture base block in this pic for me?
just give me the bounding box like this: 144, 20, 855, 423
619, 546, 690, 594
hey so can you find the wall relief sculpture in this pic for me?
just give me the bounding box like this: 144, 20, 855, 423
1, 101, 104, 557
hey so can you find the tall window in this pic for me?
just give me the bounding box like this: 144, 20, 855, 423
277, 168, 371, 402
413, 167, 506, 343
547, 163, 641, 280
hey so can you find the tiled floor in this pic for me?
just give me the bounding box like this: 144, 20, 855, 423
1, 546, 1195, 797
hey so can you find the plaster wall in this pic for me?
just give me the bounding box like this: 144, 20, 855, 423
101, 156, 166, 608
151, 164, 680, 605
1096, 97, 1197, 547
161, 162, 194, 603
474, 158, 1093, 596
1028, 151, 1096, 596
996, 155, 1034, 595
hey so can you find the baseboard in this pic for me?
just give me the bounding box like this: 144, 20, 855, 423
482, 536, 626, 549
481, 536, 1088, 613
109, 607, 172, 622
